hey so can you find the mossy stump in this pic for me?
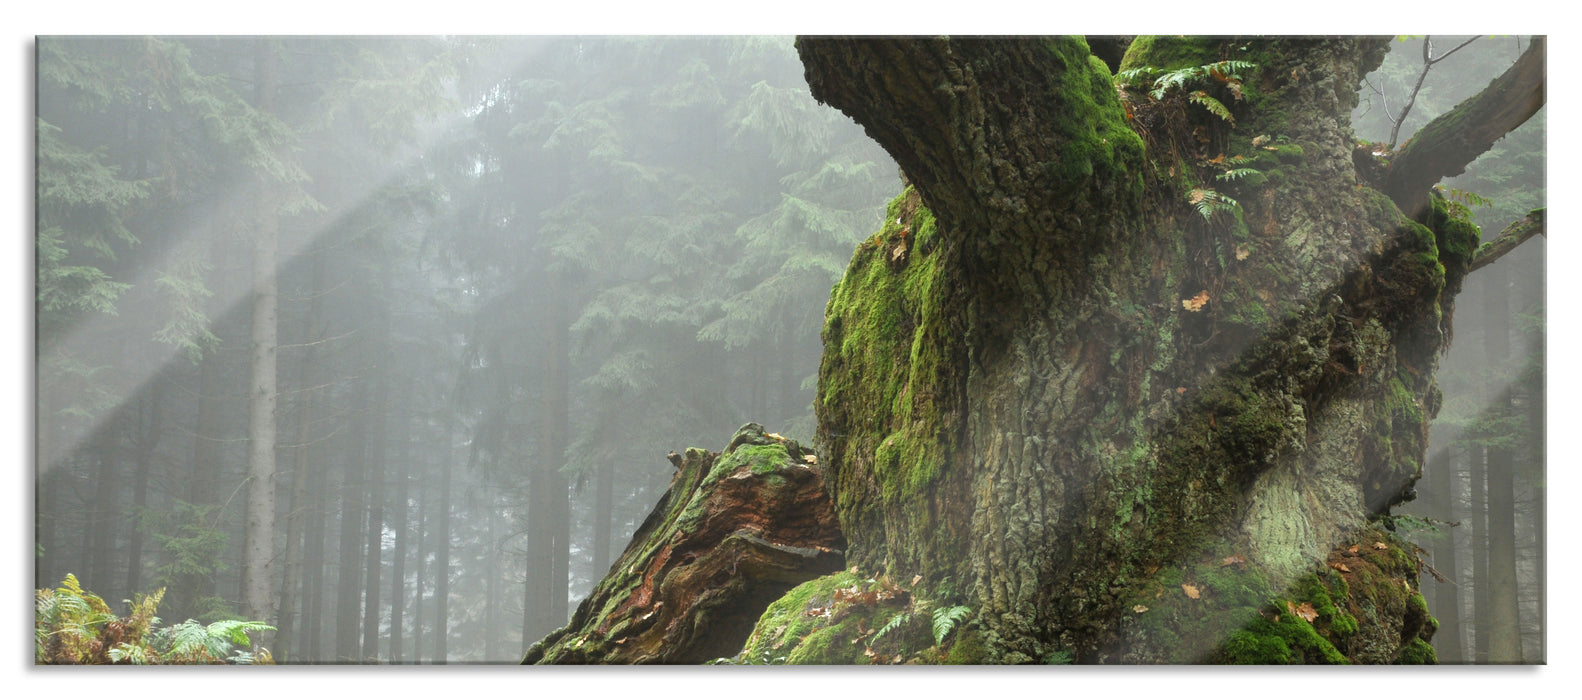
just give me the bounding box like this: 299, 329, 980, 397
523, 423, 846, 664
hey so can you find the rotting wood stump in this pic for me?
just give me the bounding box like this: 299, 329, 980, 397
523, 423, 846, 664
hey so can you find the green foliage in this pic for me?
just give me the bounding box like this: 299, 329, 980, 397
35, 575, 274, 665
1190, 188, 1241, 221
1116, 60, 1256, 123
930, 604, 971, 645
138, 500, 231, 586
1216, 168, 1265, 183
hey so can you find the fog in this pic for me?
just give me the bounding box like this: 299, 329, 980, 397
35, 35, 1541, 663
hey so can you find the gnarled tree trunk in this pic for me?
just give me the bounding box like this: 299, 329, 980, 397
789, 35, 1540, 663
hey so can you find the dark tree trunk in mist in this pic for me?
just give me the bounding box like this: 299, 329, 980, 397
770, 36, 1543, 663
87, 426, 120, 598
388, 400, 411, 663
275, 250, 327, 662
1481, 263, 1521, 662
361, 374, 388, 660
1471, 434, 1490, 663
124, 379, 162, 598
523, 279, 572, 649
1428, 447, 1463, 662
484, 496, 501, 661
175, 311, 225, 620
335, 380, 368, 661
433, 434, 454, 664
410, 481, 427, 663
593, 460, 615, 574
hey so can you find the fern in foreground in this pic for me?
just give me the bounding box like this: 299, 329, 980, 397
35, 574, 274, 664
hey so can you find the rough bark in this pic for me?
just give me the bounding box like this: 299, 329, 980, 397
242, 37, 281, 635
784, 35, 1525, 663
523, 423, 845, 664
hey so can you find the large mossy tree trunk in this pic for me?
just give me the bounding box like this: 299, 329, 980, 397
792, 36, 1541, 663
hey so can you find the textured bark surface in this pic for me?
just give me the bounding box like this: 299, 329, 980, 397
789, 36, 1522, 663
523, 424, 845, 664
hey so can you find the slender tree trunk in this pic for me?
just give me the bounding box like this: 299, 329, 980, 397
1429, 446, 1463, 662
484, 496, 500, 662
361, 374, 387, 661
388, 398, 411, 663
88, 424, 121, 596
433, 434, 454, 664
36, 391, 59, 588
1526, 312, 1545, 664
274, 256, 324, 662
302, 450, 327, 663
335, 380, 369, 661
524, 279, 572, 648
125, 379, 163, 597
593, 459, 614, 575
1470, 438, 1490, 663
242, 37, 282, 635
1482, 263, 1521, 662
410, 481, 427, 664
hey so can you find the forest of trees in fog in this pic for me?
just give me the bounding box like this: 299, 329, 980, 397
35, 35, 1541, 664
36, 35, 897, 663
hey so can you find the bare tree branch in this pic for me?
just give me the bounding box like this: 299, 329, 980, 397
1383, 37, 1544, 219
1468, 208, 1545, 274
1387, 35, 1484, 149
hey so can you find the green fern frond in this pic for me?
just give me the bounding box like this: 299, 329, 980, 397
1190, 189, 1241, 221
931, 605, 972, 645
208, 619, 275, 648
1113, 67, 1161, 89
1189, 92, 1235, 123
874, 611, 913, 641
1217, 168, 1263, 182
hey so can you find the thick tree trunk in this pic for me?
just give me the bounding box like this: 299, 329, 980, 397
783, 35, 1530, 663
524, 424, 845, 664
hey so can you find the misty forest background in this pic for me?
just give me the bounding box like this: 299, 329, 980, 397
34, 35, 1543, 663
